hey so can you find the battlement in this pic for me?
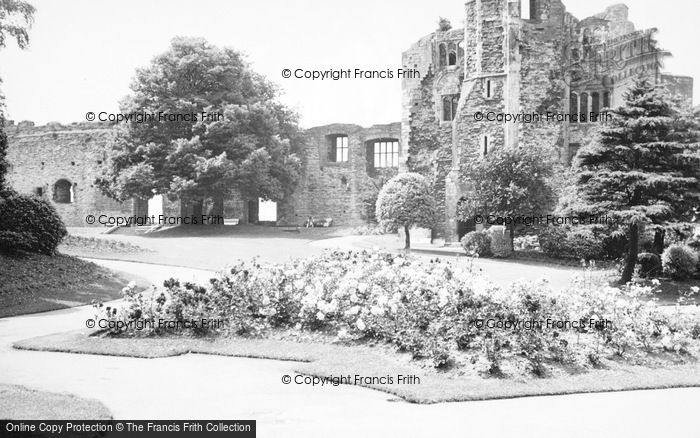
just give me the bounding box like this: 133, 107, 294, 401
5, 120, 113, 136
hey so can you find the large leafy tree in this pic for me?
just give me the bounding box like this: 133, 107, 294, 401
98, 37, 302, 217
0, 0, 35, 192
567, 77, 700, 284
0, 0, 34, 49
457, 144, 559, 247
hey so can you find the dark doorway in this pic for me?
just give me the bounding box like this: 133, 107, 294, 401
457, 218, 476, 240
247, 200, 259, 224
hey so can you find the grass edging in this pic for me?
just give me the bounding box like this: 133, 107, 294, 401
14, 330, 700, 404
0, 383, 112, 420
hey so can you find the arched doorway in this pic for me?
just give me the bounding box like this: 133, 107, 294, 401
53, 179, 73, 203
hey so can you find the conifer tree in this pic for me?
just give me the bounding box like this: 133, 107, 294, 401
568, 77, 700, 284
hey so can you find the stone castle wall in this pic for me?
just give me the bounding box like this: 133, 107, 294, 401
4, 120, 132, 227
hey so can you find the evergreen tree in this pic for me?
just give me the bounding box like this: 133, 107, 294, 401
567, 77, 700, 284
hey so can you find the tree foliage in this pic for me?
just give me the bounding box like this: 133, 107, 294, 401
566, 77, 700, 283
376, 173, 436, 249
0, 0, 35, 49
97, 37, 302, 209
457, 143, 559, 245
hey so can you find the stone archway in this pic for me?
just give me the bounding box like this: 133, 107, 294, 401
53, 179, 73, 203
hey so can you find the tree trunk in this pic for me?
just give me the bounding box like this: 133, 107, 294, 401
619, 223, 639, 284
652, 228, 665, 255
404, 225, 410, 250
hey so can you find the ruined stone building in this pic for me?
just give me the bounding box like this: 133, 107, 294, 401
401, 1, 693, 242
5, 1, 693, 240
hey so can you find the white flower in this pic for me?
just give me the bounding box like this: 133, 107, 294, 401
262, 296, 271, 306
294, 323, 302, 330
316, 311, 325, 321
356, 318, 366, 331
690, 286, 699, 294
358, 283, 369, 293
651, 279, 661, 286
370, 306, 385, 316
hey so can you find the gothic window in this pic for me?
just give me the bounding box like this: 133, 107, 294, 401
327, 135, 349, 163
439, 44, 447, 67
442, 94, 459, 121
448, 42, 457, 66
372, 139, 400, 168
569, 92, 578, 123
53, 179, 73, 203
591, 92, 600, 115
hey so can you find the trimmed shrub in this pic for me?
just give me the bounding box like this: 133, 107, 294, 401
0, 191, 67, 255
460, 231, 492, 257
637, 252, 662, 278
487, 226, 512, 258
661, 245, 698, 280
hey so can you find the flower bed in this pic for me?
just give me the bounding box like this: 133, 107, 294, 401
95, 250, 700, 377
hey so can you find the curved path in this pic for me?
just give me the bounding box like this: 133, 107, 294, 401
0, 259, 698, 437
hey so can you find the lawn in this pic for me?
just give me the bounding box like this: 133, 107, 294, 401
14, 329, 700, 404
0, 252, 141, 318
0, 384, 112, 420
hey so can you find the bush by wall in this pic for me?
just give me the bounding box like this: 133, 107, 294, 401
0, 191, 67, 255
460, 231, 492, 257
538, 226, 604, 261
662, 244, 698, 280
487, 226, 512, 258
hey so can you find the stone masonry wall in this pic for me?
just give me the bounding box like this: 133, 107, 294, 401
5, 120, 131, 227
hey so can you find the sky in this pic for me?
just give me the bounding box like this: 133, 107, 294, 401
0, 0, 697, 129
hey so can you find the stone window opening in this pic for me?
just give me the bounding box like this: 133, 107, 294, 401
340, 176, 350, 191
521, 0, 537, 20
481, 135, 489, 156
442, 94, 459, 121
326, 134, 349, 163
485, 79, 492, 98
579, 92, 589, 122
448, 42, 457, 66
569, 92, 578, 124
603, 91, 611, 109
439, 43, 447, 67
33, 187, 44, 197
372, 139, 400, 168
53, 179, 74, 203
591, 92, 600, 115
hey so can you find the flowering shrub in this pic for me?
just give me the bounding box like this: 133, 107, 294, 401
96, 250, 700, 377
461, 231, 492, 257
662, 245, 698, 280
539, 226, 603, 261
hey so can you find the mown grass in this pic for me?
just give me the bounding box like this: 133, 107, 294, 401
14, 330, 700, 404
0, 252, 134, 317
0, 384, 112, 420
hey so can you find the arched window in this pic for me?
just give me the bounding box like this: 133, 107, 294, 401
603, 91, 611, 109
457, 42, 465, 63
579, 92, 589, 122
439, 44, 447, 67
591, 92, 600, 115
569, 92, 578, 123
448, 42, 457, 66
53, 179, 73, 203
442, 95, 459, 121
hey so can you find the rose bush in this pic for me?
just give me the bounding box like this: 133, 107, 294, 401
96, 250, 700, 376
